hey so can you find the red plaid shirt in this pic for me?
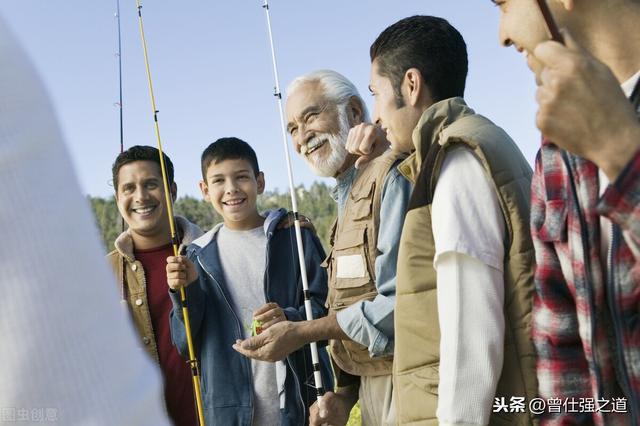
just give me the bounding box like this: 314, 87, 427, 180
531, 143, 640, 425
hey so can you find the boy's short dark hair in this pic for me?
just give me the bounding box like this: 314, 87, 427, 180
370, 15, 468, 107
201, 137, 260, 180
112, 145, 174, 190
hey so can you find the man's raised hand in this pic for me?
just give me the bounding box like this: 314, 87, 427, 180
345, 123, 390, 168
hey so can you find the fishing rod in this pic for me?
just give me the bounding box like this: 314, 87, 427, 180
115, 0, 128, 304
535, 0, 564, 44
116, 0, 124, 154
260, 0, 326, 403
132, 2, 206, 424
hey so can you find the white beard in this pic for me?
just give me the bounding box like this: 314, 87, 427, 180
302, 106, 350, 177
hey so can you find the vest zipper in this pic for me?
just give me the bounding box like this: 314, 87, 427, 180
606, 225, 639, 423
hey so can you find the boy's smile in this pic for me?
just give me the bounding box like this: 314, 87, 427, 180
200, 158, 265, 230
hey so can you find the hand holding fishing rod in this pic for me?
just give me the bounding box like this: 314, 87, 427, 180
132, 1, 206, 424
533, 0, 640, 180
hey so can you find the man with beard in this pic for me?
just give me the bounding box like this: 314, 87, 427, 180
233, 69, 412, 426
494, 0, 640, 424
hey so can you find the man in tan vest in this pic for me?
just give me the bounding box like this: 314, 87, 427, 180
233, 70, 412, 425
350, 16, 538, 425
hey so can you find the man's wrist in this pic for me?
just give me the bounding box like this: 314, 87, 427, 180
599, 122, 640, 181
294, 314, 349, 345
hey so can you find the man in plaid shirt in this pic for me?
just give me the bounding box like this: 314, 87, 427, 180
493, 0, 640, 424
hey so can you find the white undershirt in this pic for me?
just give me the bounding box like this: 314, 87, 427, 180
432, 148, 506, 426
599, 70, 640, 269
217, 225, 283, 426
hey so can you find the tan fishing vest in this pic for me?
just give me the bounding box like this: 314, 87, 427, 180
324, 150, 401, 379
395, 98, 538, 425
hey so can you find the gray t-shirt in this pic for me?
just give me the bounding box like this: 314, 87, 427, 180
217, 224, 281, 425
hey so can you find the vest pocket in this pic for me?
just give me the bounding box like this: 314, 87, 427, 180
332, 228, 373, 290
349, 181, 375, 220
405, 363, 439, 397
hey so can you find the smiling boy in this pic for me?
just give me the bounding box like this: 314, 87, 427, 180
166, 137, 332, 426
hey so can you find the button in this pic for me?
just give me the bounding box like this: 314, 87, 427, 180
131, 264, 138, 271
142, 337, 151, 345
135, 298, 143, 306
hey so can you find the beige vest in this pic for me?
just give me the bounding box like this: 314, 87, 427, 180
395, 98, 538, 425
325, 150, 401, 380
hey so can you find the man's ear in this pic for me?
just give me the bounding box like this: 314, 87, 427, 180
170, 182, 178, 202
199, 180, 210, 202
404, 68, 433, 109
347, 96, 364, 126
256, 172, 265, 195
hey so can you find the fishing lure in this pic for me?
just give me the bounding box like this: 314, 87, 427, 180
245, 319, 264, 337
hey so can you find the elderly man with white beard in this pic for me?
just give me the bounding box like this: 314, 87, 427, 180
233, 70, 411, 426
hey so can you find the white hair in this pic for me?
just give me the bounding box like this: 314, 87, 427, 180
286, 69, 370, 122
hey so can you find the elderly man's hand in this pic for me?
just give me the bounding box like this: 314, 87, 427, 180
309, 391, 357, 426
346, 123, 390, 169
252, 302, 287, 331
534, 30, 640, 181
233, 321, 304, 362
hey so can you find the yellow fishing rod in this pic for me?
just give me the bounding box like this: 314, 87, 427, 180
133, 2, 206, 424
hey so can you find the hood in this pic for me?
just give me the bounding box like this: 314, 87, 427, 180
113, 215, 204, 261
189, 208, 288, 251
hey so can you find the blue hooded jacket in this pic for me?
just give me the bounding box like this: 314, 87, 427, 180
169, 209, 333, 425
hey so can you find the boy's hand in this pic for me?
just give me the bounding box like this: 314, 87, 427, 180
534, 29, 640, 181
253, 302, 287, 331
345, 123, 390, 169
166, 255, 198, 291
309, 390, 357, 426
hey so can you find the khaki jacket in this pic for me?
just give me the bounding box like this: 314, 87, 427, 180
106, 216, 203, 361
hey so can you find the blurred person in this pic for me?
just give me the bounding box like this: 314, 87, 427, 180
494, 0, 640, 423
0, 16, 169, 426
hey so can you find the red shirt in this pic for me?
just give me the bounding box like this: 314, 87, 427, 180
135, 244, 197, 426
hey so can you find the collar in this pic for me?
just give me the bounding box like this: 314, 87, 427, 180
330, 166, 357, 202
398, 97, 475, 183
621, 70, 640, 98
190, 208, 287, 250
113, 215, 203, 261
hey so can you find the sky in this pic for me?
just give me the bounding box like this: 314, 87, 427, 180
0, 1, 539, 198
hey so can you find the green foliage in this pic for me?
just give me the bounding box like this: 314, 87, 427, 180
89, 195, 121, 253
89, 183, 337, 252
347, 402, 361, 425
